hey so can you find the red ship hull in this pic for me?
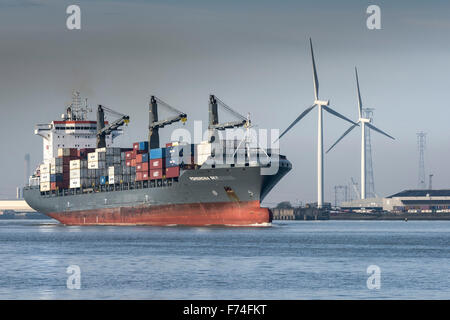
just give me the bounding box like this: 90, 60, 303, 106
47, 200, 272, 226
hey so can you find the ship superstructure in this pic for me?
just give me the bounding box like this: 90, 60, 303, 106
35, 91, 121, 163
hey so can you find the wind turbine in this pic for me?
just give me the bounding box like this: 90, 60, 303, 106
277, 38, 358, 208
326, 67, 395, 199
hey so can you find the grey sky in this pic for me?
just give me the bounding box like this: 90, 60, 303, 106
0, 0, 449, 204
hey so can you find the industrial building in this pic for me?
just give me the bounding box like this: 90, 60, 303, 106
340, 189, 450, 214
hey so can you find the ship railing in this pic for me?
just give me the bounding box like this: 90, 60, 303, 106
40, 177, 179, 198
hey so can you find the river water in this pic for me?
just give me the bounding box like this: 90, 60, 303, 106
0, 219, 448, 299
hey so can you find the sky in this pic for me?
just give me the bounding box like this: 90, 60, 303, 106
0, 0, 449, 205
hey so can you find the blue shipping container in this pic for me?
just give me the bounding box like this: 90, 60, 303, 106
50, 174, 63, 182
150, 148, 165, 159
165, 156, 183, 168
139, 141, 149, 151
141, 153, 149, 163
167, 145, 194, 158
100, 176, 108, 185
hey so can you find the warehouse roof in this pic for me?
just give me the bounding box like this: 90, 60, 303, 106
387, 189, 450, 198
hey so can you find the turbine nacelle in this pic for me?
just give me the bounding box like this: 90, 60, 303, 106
314, 100, 330, 106
359, 118, 371, 123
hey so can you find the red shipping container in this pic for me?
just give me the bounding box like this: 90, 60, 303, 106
143, 172, 149, 180
126, 160, 132, 167
125, 151, 133, 160
150, 158, 163, 169
166, 143, 173, 147
136, 162, 149, 172
136, 172, 144, 181
149, 169, 162, 180
69, 148, 78, 157
61, 156, 78, 165
131, 159, 136, 167
136, 154, 144, 163
165, 166, 180, 178
133, 142, 139, 150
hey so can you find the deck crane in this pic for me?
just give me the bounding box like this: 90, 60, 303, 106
208, 95, 247, 143
96, 105, 130, 148
149, 96, 187, 149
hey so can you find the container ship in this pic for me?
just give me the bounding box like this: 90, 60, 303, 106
23, 92, 291, 226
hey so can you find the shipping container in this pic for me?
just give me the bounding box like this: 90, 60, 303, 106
125, 151, 134, 160
150, 148, 165, 159
40, 173, 51, 182
149, 169, 163, 180
150, 158, 164, 169
165, 156, 187, 168
40, 163, 51, 174
70, 168, 88, 179
136, 162, 149, 172
70, 178, 89, 189
100, 176, 108, 185
88, 161, 106, 170
70, 159, 87, 170
136, 172, 144, 181
139, 141, 149, 151
40, 182, 51, 192
165, 166, 180, 178
196, 143, 212, 156
58, 148, 78, 158
109, 176, 120, 184
194, 153, 210, 166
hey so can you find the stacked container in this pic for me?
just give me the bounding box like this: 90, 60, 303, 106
149, 147, 165, 180
135, 142, 149, 181
40, 163, 51, 191
195, 142, 212, 166
69, 159, 88, 189
108, 165, 122, 184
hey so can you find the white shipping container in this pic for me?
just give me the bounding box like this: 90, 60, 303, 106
88, 151, 106, 162
70, 168, 88, 179
109, 176, 123, 184
70, 159, 87, 170
196, 143, 212, 156
70, 178, 89, 189
40, 163, 51, 174
40, 182, 51, 191
40, 173, 51, 182
88, 161, 106, 169
194, 154, 210, 165
108, 165, 122, 176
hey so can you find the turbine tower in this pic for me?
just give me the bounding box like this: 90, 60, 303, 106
417, 132, 427, 189
326, 67, 395, 200
362, 108, 376, 198
277, 38, 357, 208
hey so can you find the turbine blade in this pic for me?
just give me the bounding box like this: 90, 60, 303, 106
276, 104, 316, 141
366, 122, 395, 140
326, 123, 358, 153
322, 105, 359, 126
355, 67, 362, 119
310, 38, 319, 100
